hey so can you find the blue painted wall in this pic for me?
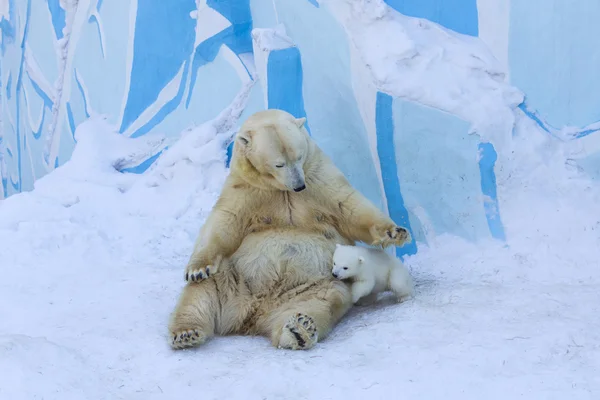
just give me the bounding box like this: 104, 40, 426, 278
385, 0, 478, 36
2, 0, 600, 252
509, 0, 600, 129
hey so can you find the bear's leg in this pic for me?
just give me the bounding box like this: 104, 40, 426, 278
259, 280, 352, 350
168, 280, 219, 349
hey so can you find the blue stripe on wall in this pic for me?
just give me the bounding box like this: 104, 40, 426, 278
46, 0, 65, 40
66, 103, 76, 138
32, 107, 45, 139
131, 62, 190, 138
207, 0, 252, 25
6, 72, 12, 99
519, 101, 600, 140
266, 47, 309, 130
375, 92, 417, 257
0, 0, 16, 53
384, 0, 478, 37
26, 72, 53, 107
14, 0, 33, 191
186, 24, 253, 108
477, 142, 506, 241
74, 72, 90, 119
119, 0, 196, 133
186, 0, 252, 108
120, 148, 166, 174
226, 46, 311, 168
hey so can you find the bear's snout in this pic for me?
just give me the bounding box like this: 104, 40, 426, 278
294, 184, 306, 192
332, 272, 338, 278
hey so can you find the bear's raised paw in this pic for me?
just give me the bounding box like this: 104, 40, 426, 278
277, 313, 318, 350
170, 328, 207, 349
370, 224, 411, 248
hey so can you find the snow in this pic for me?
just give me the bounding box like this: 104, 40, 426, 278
2, 105, 600, 400
2, 3, 600, 400
326, 0, 523, 154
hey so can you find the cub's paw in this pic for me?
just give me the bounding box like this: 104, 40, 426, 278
170, 328, 207, 349
277, 313, 318, 350
370, 223, 411, 248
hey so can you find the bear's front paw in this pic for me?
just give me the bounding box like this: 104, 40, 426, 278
184, 261, 219, 282
370, 223, 411, 248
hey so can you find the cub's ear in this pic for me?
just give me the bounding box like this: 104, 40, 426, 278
358, 256, 364, 264
294, 117, 306, 129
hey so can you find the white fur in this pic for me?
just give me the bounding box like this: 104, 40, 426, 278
332, 244, 414, 305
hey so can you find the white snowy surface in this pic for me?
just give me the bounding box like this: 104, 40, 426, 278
1, 104, 600, 400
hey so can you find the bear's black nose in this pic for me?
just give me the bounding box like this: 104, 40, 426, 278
332, 272, 338, 278
294, 185, 306, 192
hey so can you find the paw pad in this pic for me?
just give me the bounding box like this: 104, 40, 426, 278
280, 313, 318, 350
171, 328, 205, 349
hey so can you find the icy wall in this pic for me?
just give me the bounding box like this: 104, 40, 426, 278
1, 0, 600, 256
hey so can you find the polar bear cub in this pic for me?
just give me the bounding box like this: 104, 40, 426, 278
332, 244, 414, 305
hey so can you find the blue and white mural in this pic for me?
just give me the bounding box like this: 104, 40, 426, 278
1, 0, 599, 255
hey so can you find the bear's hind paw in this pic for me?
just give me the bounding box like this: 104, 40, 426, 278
277, 313, 318, 350
170, 328, 207, 350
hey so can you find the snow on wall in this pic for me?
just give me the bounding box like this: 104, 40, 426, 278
1, 0, 599, 255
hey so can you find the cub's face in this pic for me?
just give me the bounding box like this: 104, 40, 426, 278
331, 245, 363, 280
236, 110, 309, 192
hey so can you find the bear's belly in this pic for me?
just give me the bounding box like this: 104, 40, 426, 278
231, 228, 350, 294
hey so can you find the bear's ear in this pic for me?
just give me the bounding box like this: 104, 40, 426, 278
294, 117, 306, 129
237, 130, 252, 146
358, 256, 364, 264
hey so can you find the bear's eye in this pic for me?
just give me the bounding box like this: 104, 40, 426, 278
343, 267, 348, 270
275, 163, 284, 168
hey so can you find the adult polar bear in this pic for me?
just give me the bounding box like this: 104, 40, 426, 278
168, 109, 411, 350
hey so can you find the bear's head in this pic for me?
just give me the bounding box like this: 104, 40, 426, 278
231, 109, 311, 192
331, 244, 364, 280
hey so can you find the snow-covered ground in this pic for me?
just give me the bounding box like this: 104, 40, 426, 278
1, 100, 600, 399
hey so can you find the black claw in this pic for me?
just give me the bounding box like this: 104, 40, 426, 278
290, 328, 306, 348
206, 267, 210, 276
191, 274, 196, 282
173, 335, 177, 342
396, 227, 402, 232
185, 273, 189, 281
387, 230, 394, 238
196, 271, 204, 280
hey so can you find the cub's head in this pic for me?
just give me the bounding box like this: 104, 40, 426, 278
232, 109, 310, 192
331, 244, 364, 280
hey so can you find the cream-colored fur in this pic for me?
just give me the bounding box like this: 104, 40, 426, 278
332, 244, 414, 305
168, 109, 411, 350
